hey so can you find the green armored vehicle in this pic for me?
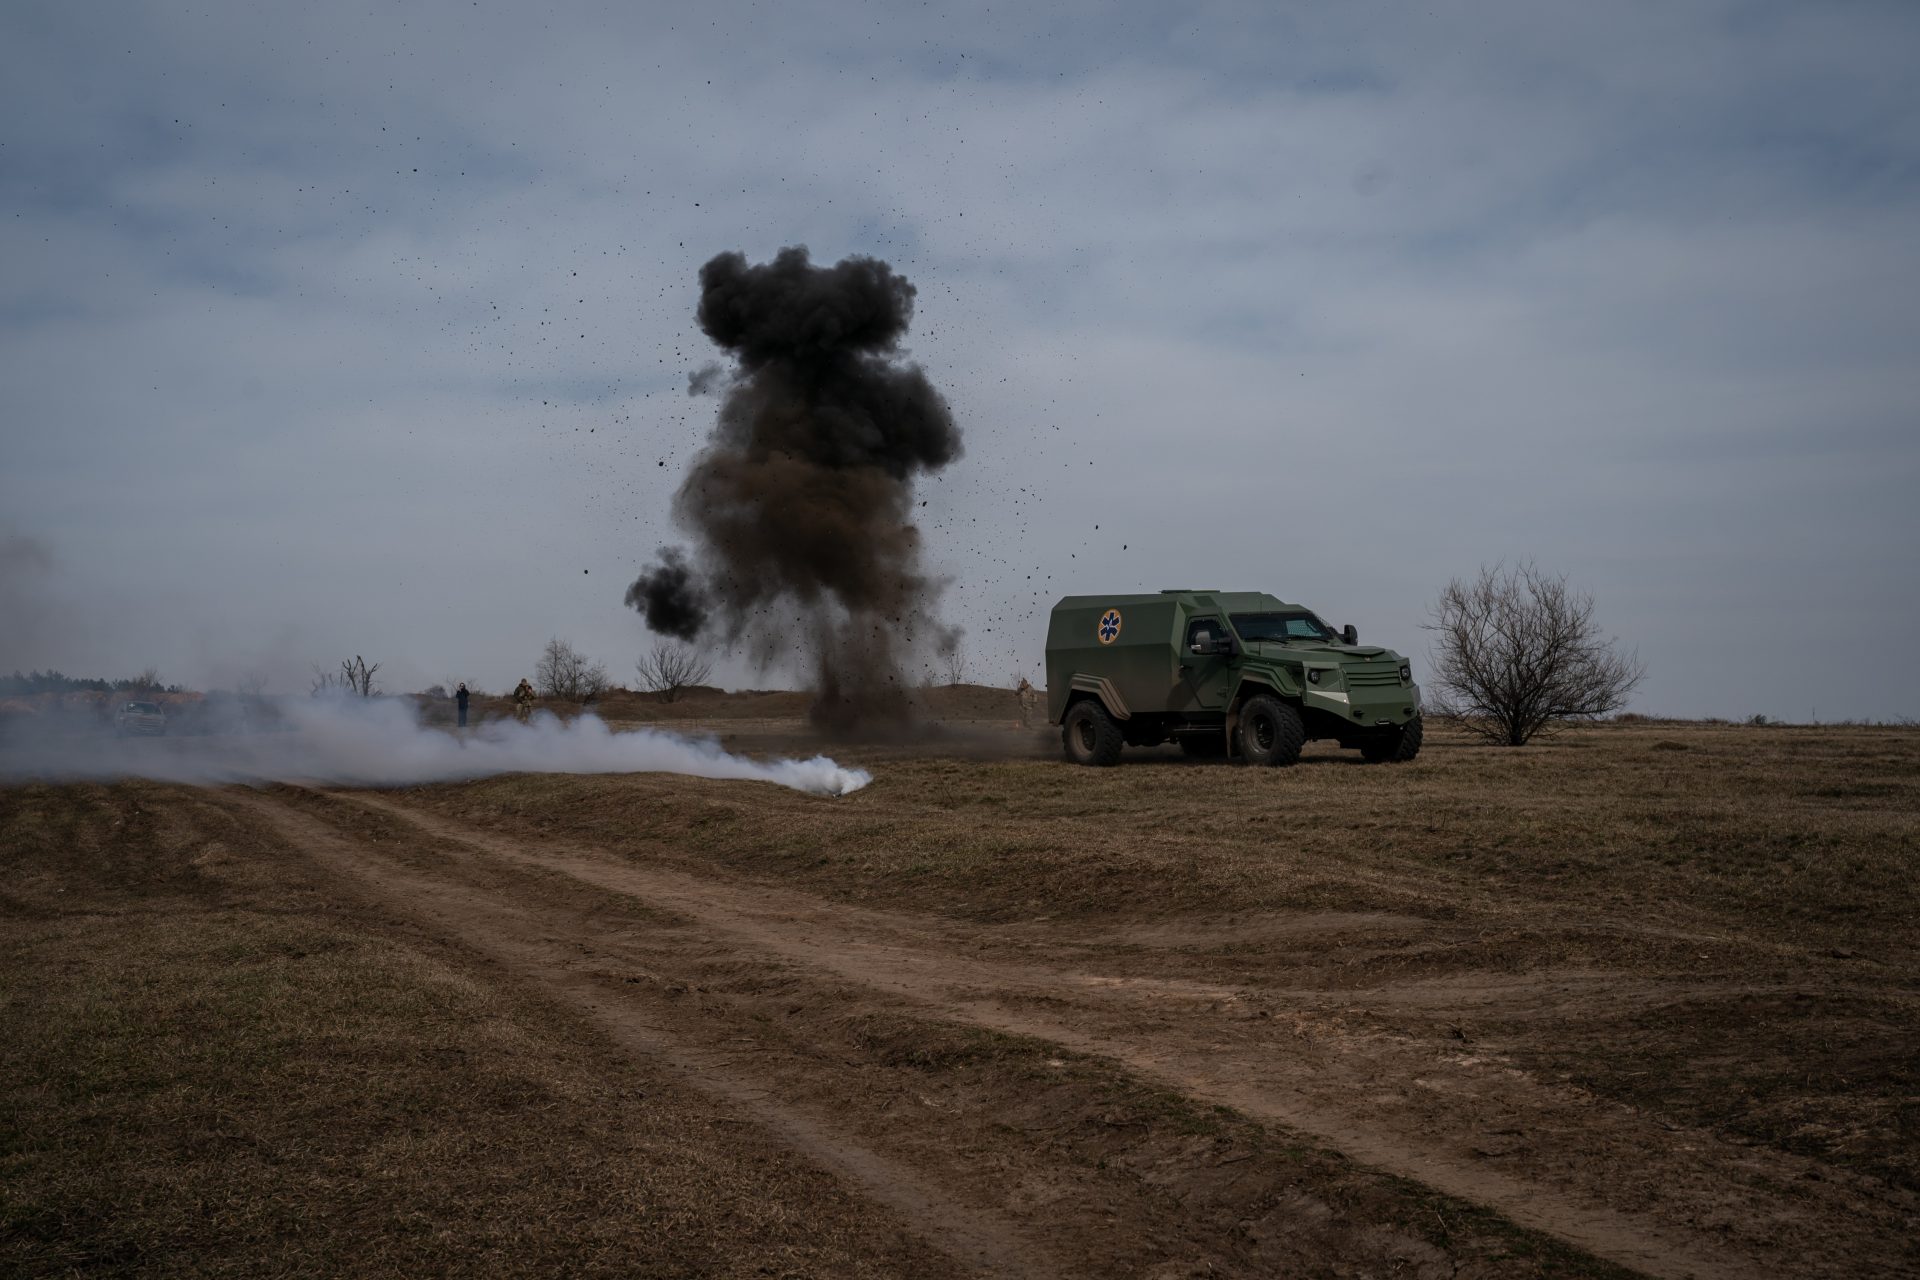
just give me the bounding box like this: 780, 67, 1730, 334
1045, 591, 1422, 767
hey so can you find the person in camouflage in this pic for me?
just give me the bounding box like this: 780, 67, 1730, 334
1016, 676, 1038, 729
513, 678, 535, 724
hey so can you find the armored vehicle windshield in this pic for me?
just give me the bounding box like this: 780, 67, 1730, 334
1230, 612, 1333, 643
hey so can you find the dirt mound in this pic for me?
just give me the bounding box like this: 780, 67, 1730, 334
593, 687, 813, 722
586, 683, 1033, 727
916, 682, 1027, 721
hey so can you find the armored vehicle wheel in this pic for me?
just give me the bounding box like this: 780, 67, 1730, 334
1239, 695, 1305, 767
1062, 700, 1124, 766
1178, 733, 1227, 759
1360, 715, 1423, 763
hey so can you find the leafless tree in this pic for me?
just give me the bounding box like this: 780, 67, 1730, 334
310, 664, 341, 697
636, 640, 713, 703
537, 637, 610, 704
941, 638, 968, 687
1424, 562, 1644, 746
340, 655, 380, 697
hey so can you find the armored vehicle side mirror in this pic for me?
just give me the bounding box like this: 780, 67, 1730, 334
1341, 623, 1358, 646
1188, 630, 1234, 657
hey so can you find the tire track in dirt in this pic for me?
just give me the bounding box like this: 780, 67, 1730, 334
220, 787, 1058, 1280
339, 789, 1920, 1280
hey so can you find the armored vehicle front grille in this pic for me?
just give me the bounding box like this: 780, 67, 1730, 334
1345, 667, 1403, 688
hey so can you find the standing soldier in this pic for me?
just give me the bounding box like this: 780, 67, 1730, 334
513, 678, 535, 724
1016, 676, 1038, 730
455, 682, 471, 728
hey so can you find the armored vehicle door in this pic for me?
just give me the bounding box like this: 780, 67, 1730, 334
1177, 614, 1234, 711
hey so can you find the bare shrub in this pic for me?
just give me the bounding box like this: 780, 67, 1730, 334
313, 657, 378, 698
941, 639, 967, 687
636, 641, 713, 703
1424, 562, 1644, 747
340, 655, 380, 697
537, 637, 609, 704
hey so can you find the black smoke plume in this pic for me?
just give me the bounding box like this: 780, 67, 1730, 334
627, 246, 962, 728
623, 547, 707, 641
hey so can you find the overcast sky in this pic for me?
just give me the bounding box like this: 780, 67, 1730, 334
3, 0, 1916, 720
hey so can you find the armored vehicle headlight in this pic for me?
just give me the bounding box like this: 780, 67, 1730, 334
1306, 667, 1340, 687
1399, 664, 1411, 682
1306, 669, 1320, 685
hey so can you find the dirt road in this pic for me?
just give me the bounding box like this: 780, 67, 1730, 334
214, 782, 1916, 1280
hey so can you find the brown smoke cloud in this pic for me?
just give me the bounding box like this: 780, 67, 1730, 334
627, 247, 963, 729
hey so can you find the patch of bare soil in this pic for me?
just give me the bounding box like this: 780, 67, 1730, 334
218, 787, 1055, 1278
223, 780, 1911, 1279
12, 722, 1917, 1278
215, 784, 1637, 1280
0, 782, 958, 1278
191, 782, 1858, 1280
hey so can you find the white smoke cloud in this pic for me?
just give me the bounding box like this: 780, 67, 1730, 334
0, 696, 870, 797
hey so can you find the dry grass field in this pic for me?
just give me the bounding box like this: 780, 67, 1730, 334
4, 709, 1916, 1278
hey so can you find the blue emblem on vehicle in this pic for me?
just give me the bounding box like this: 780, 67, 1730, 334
1097, 608, 1123, 644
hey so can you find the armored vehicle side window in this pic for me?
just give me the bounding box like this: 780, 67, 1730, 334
1231, 612, 1333, 642
1186, 618, 1225, 652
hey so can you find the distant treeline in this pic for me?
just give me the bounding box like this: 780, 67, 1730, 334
0, 670, 186, 697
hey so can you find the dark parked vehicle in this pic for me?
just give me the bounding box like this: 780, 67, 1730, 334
1046, 590, 1421, 767
114, 700, 167, 737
